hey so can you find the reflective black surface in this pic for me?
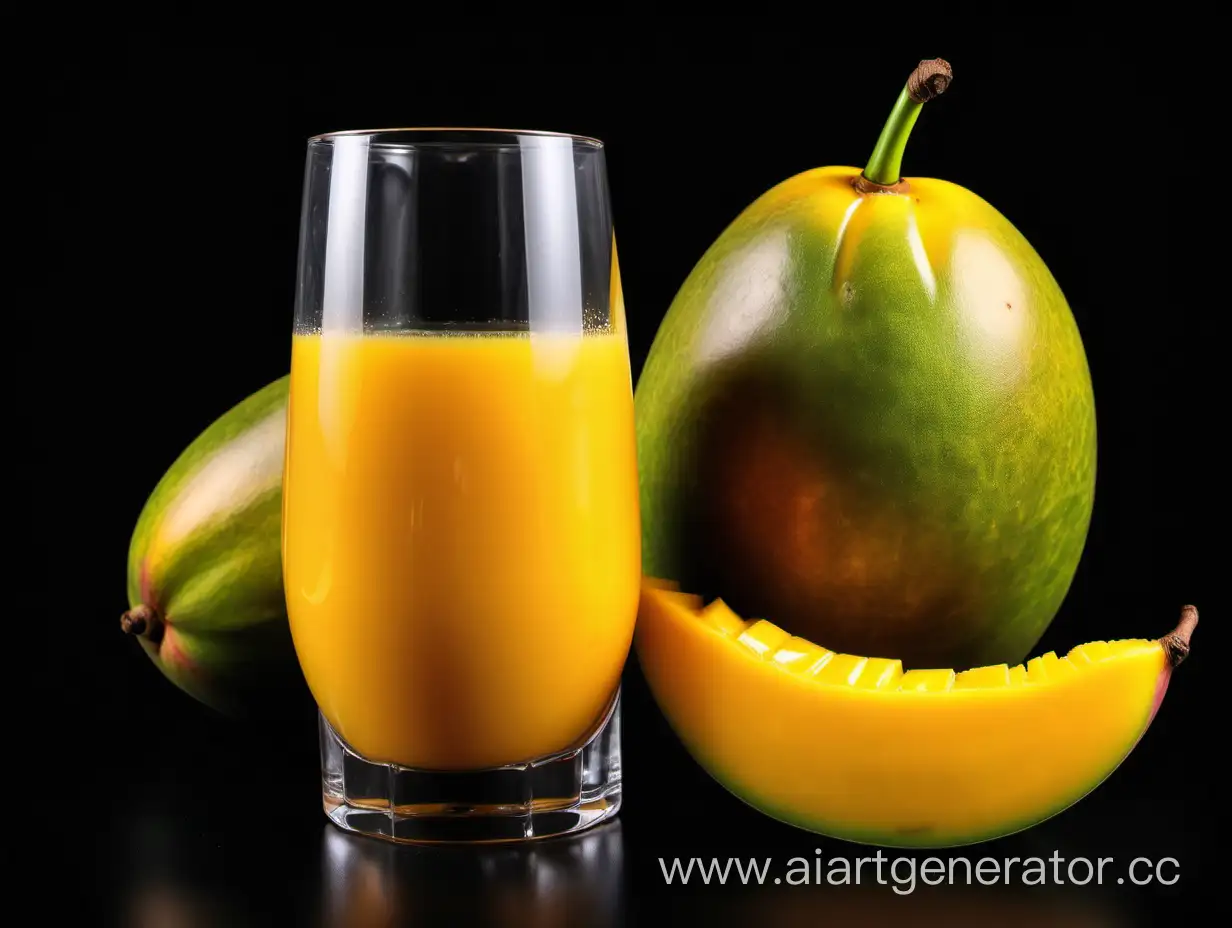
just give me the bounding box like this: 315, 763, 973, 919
50, 655, 1209, 926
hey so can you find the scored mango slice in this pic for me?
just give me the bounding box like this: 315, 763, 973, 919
636, 582, 1197, 848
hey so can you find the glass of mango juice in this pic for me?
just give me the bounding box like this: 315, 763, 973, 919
282, 129, 639, 843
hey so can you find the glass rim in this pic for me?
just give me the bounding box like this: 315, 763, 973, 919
307, 126, 604, 149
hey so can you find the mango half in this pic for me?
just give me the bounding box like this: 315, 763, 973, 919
636, 580, 1197, 847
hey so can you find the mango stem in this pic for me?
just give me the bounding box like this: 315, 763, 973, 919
861, 58, 953, 188
121, 604, 165, 644
1161, 605, 1199, 667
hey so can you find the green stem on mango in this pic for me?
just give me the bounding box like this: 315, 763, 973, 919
121, 604, 165, 644
860, 58, 953, 189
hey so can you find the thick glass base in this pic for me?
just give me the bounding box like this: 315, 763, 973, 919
319, 690, 622, 844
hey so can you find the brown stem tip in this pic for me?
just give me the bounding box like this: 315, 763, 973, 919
907, 59, 953, 104
121, 604, 164, 643
1161, 605, 1199, 668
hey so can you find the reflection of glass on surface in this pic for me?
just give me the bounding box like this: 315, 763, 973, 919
321, 819, 625, 928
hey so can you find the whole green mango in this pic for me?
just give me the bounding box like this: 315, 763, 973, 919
122, 377, 303, 715
635, 60, 1097, 669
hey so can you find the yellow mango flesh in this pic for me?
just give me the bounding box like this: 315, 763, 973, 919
636, 583, 1168, 847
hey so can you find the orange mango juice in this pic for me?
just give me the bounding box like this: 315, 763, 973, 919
282, 328, 641, 770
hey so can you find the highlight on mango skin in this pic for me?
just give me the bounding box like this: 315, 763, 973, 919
635, 579, 1197, 849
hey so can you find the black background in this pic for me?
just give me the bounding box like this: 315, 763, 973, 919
31, 38, 1215, 925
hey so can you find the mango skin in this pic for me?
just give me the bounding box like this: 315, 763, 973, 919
636, 166, 1097, 669
125, 377, 302, 716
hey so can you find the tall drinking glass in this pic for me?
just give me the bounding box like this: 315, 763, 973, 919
283, 129, 639, 843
